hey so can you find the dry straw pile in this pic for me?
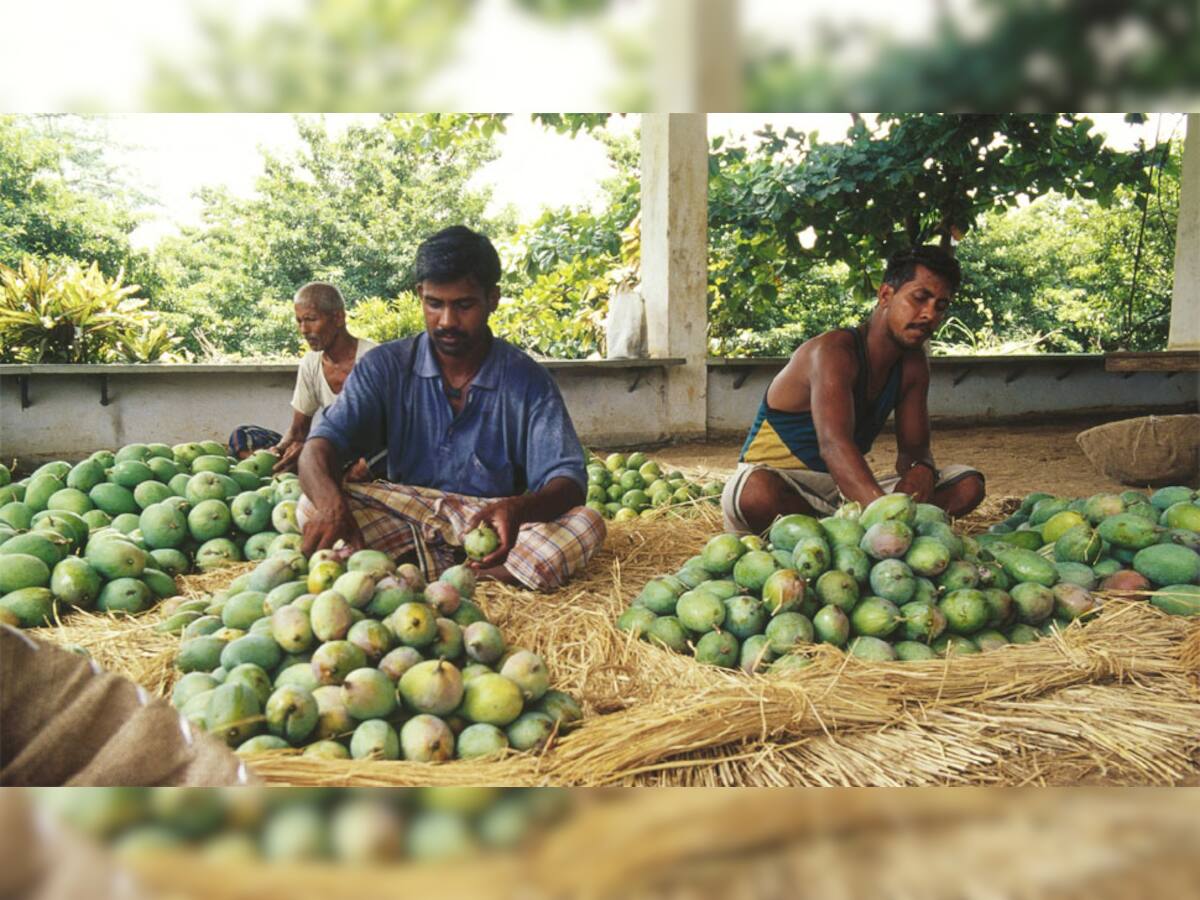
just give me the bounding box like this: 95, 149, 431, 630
121, 789, 1200, 900
32, 498, 1200, 787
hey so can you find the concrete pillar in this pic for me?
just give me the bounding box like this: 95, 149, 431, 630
653, 0, 742, 111
641, 113, 709, 441
1169, 113, 1200, 350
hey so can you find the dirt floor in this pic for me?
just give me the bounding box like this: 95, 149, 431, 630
615, 418, 1134, 501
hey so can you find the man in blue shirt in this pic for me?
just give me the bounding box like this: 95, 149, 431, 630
297, 226, 606, 591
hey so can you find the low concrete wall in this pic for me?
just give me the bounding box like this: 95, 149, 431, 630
2, 356, 1196, 463
708, 355, 1200, 438
1, 366, 299, 463
0, 361, 680, 462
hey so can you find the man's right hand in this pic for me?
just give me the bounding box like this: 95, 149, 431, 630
300, 496, 365, 556
272, 441, 304, 473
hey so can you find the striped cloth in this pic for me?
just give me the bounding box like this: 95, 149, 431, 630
298, 482, 606, 592
227, 425, 282, 458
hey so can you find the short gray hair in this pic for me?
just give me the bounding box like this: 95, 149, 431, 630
294, 281, 345, 313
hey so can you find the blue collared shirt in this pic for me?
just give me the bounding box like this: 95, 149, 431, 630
309, 332, 587, 498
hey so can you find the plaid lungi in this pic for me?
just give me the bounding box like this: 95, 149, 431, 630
298, 482, 606, 593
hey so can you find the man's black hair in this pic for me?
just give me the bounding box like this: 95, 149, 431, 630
414, 225, 502, 293
883, 245, 962, 294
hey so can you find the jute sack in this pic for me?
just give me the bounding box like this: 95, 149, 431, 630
0, 791, 153, 900
1076, 414, 1200, 486
0, 626, 256, 786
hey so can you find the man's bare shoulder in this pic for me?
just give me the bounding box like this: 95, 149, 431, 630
791, 329, 857, 372
769, 330, 857, 411
899, 346, 932, 381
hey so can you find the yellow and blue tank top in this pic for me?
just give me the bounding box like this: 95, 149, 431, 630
739, 326, 902, 473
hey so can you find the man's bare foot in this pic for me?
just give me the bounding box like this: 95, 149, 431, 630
475, 564, 520, 586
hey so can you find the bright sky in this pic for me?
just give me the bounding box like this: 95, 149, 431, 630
0, 0, 952, 111
109, 112, 1181, 250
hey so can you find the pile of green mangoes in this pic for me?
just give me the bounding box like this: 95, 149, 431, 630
984, 485, 1200, 616
39, 786, 570, 864
617, 486, 1200, 672
0, 442, 301, 628
584, 450, 723, 522
170, 551, 583, 761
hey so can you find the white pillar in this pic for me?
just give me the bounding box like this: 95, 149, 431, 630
653, 0, 742, 111
1169, 113, 1200, 350
641, 113, 709, 441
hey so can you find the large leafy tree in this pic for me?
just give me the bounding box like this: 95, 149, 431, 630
746, 0, 1200, 111
0, 115, 157, 294
509, 113, 1168, 357
705, 114, 1150, 347
152, 114, 507, 357
493, 127, 639, 358
951, 144, 1180, 354
147, 1, 613, 111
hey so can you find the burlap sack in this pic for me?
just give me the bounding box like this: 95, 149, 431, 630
1076, 414, 1200, 486
0, 626, 257, 786
0, 791, 152, 900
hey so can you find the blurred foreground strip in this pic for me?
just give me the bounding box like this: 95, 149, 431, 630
9, 787, 1200, 899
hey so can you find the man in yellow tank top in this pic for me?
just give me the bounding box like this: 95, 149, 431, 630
722, 246, 986, 534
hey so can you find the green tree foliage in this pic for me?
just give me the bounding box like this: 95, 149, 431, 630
493, 129, 639, 358
951, 155, 1179, 354
147, 2, 613, 112
147, 0, 473, 112
746, 1, 1200, 111
144, 1, 1193, 113
704, 114, 1150, 352
0, 257, 184, 364
151, 114, 506, 357
511, 113, 1171, 358
0, 116, 158, 296
344, 295, 425, 345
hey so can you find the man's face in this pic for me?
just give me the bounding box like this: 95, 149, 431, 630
418, 277, 499, 358
294, 301, 344, 352
878, 265, 953, 350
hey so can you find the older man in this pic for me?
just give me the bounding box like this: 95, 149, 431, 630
227, 281, 378, 478
296, 226, 605, 591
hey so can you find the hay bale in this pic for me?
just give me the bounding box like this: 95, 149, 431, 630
1076, 414, 1200, 486
118, 790, 1200, 899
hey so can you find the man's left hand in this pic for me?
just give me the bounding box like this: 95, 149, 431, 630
895, 462, 936, 503
463, 497, 528, 570
344, 458, 372, 483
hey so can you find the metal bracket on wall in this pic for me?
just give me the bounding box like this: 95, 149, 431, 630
99, 375, 111, 406
627, 369, 646, 393
18, 376, 30, 409
952, 368, 971, 387
732, 370, 751, 390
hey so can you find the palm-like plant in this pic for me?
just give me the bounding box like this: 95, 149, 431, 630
114, 322, 189, 363
0, 257, 183, 363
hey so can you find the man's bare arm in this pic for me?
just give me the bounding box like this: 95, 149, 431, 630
893, 353, 935, 471
809, 337, 886, 506
892, 352, 937, 502
298, 437, 364, 555
272, 409, 313, 472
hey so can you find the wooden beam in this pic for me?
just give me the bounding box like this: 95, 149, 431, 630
1105, 351, 1200, 372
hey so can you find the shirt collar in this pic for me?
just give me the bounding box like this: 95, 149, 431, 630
414, 331, 502, 390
